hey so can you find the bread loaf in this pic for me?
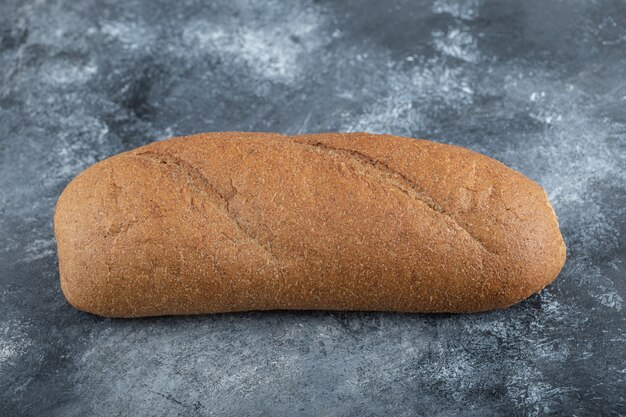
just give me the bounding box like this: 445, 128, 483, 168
54, 132, 566, 317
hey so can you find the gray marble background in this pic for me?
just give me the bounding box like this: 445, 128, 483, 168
1, 0, 625, 415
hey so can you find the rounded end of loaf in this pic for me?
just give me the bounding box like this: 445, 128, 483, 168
54, 156, 147, 318
55, 161, 112, 317
476, 182, 567, 312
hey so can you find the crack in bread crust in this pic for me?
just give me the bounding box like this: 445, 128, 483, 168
130, 150, 279, 263
292, 139, 496, 255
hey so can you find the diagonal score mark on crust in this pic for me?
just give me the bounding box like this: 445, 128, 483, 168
292, 139, 497, 255
103, 164, 148, 241
129, 150, 279, 263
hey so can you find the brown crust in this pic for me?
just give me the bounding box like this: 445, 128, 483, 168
54, 132, 566, 317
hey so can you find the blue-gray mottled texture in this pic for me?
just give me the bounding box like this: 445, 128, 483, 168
1, 0, 625, 415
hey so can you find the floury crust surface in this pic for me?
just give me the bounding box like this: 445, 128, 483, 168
55, 132, 565, 317
0, 0, 625, 415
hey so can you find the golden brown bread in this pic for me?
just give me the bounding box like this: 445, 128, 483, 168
54, 132, 566, 317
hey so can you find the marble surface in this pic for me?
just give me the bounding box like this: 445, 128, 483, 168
1, 0, 625, 415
